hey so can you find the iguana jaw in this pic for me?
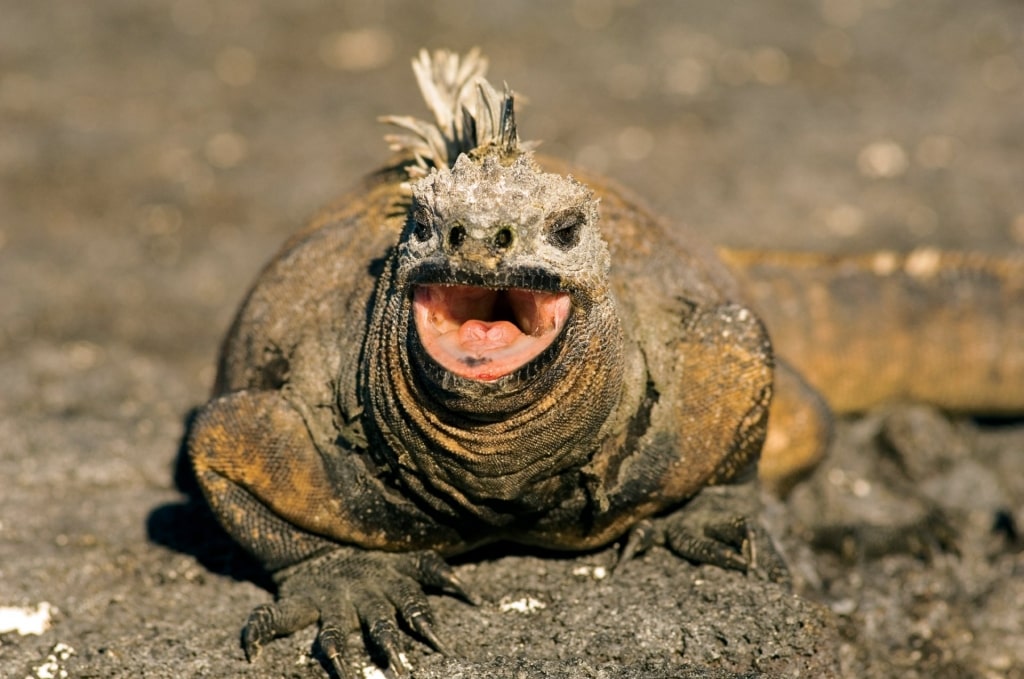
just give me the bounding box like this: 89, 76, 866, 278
412, 284, 571, 382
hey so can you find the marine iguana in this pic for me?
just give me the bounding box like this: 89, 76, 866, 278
186, 48, 1024, 676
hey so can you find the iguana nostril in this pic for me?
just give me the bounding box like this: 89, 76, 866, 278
448, 225, 466, 250
494, 228, 513, 250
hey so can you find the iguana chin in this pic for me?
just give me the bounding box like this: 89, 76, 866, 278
186, 48, 1024, 676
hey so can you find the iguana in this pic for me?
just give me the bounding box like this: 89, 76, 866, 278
186, 49, 1024, 676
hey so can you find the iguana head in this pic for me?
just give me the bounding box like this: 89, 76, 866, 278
385, 49, 611, 387
404, 153, 607, 383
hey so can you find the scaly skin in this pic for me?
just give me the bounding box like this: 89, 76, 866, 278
721, 248, 1024, 414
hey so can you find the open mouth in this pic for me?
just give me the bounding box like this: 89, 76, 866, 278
412, 284, 572, 382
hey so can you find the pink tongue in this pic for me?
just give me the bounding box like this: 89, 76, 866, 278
457, 320, 521, 352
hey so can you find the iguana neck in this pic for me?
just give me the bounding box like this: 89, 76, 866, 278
362, 255, 627, 526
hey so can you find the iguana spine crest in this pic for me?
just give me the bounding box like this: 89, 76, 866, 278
380, 48, 523, 177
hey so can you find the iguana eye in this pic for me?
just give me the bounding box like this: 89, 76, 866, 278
546, 208, 585, 250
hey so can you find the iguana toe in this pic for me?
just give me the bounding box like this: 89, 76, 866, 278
317, 625, 353, 679
242, 597, 319, 662
408, 550, 481, 606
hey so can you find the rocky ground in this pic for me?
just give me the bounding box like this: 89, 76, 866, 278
1, 1, 1022, 677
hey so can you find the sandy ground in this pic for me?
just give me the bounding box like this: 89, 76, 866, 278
1, 1, 1023, 677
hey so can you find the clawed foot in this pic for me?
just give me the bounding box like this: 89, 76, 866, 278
616, 483, 790, 585
243, 548, 477, 678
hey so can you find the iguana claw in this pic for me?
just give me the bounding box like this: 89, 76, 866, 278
239, 548, 464, 677
617, 483, 790, 585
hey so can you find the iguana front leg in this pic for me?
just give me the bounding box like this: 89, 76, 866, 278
188, 390, 471, 675
604, 302, 788, 583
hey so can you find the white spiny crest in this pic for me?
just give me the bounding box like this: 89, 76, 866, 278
380, 48, 524, 178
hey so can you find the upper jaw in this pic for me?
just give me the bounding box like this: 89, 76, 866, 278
407, 260, 567, 295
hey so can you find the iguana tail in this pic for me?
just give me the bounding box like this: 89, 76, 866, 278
720, 247, 1024, 493
722, 247, 1024, 414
